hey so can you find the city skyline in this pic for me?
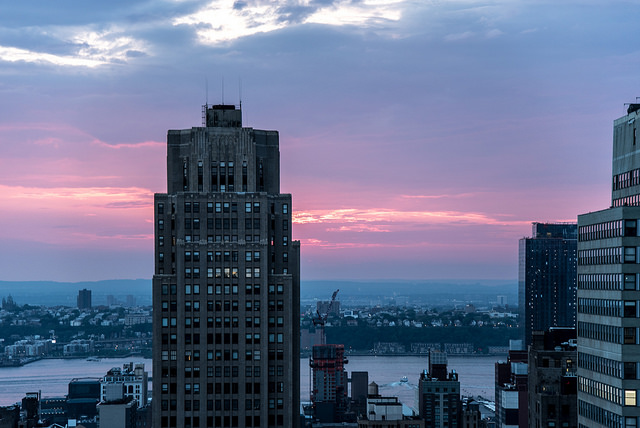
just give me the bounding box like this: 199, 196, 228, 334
1, 1, 638, 282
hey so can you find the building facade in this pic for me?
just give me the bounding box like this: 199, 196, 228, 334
518, 222, 577, 346
494, 340, 528, 428
577, 103, 640, 427
78, 288, 92, 310
528, 328, 577, 428
418, 352, 461, 428
152, 105, 300, 428
309, 344, 349, 422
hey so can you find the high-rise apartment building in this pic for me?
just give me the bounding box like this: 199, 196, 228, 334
418, 351, 461, 427
309, 344, 349, 422
519, 222, 577, 346
152, 104, 300, 428
577, 103, 640, 427
78, 288, 92, 310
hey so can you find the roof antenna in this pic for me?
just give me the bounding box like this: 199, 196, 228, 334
239, 77, 243, 122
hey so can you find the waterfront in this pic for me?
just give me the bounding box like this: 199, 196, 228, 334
0, 355, 500, 409
301, 355, 499, 411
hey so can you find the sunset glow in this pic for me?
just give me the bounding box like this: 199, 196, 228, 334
0, 1, 632, 281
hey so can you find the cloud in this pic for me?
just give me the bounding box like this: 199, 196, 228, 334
0, 26, 149, 68
173, 0, 406, 45
294, 207, 530, 228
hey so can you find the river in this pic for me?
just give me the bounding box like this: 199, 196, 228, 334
0, 355, 500, 410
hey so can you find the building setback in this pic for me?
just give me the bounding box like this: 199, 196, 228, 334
152, 104, 301, 428
577, 103, 640, 427
518, 222, 577, 346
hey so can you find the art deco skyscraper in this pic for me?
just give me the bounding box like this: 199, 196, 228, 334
152, 105, 300, 428
577, 103, 640, 426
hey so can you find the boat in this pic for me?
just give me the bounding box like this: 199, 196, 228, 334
400, 376, 408, 383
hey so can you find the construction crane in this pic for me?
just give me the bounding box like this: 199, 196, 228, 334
312, 289, 339, 345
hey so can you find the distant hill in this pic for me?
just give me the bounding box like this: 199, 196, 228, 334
300, 279, 517, 308
0, 278, 517, 308
0, 279, 152, 307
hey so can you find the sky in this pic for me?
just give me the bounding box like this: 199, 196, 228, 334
0, 0, 638, 282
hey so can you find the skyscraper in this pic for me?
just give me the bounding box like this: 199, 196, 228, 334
518, 222, 577, 346
77, 288, 92, 310
152, 104, 300, 428
577, 103, 640, 426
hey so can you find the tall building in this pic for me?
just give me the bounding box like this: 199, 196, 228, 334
527, 328, 577, 428
152, 104, 301, 428
309, 344, 349, 422
77, 288, 92, 310
418, 351, 461, 428
518, 222, 577, 346
577, 103, 640, 427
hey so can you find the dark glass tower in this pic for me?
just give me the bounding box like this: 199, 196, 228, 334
518, 222, 578, 346
152, 105, 300, 428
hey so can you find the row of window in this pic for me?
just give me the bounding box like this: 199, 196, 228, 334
579, 220, 625, 241
613, 194, 640, 208
578, 400, 624, 428
578, 352, 622, 379
578, 247, 639, 265
161, 365, 262, 379
159, 201, 288, 215
578, 273, 637, 290
577, 322, 623, 344
578, 352, 640, 380
578, 377, 624, 406
578, 298, 640, 318
159, 415, 270, 428
159, 234, 262, 244
613, 169, 640, 191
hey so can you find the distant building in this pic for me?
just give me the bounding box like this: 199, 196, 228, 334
418, 351, 461, 427
460, 399, 482, 428
67, 378, 100, 428
77, 289, 92, 310
0, 405, 19, 428
97, 384, 138, 428
518, 222, 577, 346
100, 362, 148, 407
310, 344, 350, 423
351, 371, 369, 419
494, 340, 528, 428
528, 328, 577, 428
358, 381, 425, 428
40, 397, 67, 426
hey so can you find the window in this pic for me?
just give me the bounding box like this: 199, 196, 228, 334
626, 301, 637, 318
626, 390, 637, 406
282, 204, 288, 214
625, 247, 637, 263
625, 327, 637, 344
626, 274, 637, 290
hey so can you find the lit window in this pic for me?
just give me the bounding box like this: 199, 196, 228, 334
626, 390, 637, 406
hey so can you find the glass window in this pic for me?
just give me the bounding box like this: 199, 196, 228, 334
626, 390, 637, 406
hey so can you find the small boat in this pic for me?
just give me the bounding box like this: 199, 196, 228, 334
86, 357, 101, 362
400, 376, 408, 383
